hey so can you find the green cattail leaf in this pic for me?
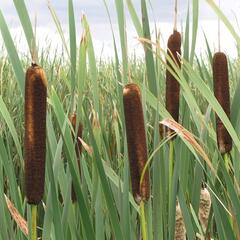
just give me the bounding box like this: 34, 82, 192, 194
12, 0, 37, 60
82, 16, 100, 115
141, 0, 157, 97
68, 0, 77, 96
0, 11, 25, 94
50, 89, 95, 239
0, 97, 23, 164
83, 107, 124, 240
152, 111, 163, 240
0, 163, 10, 240
48, 2, 70, 58
0, 137, 22, 212
206, 0, 240, 46
178, 187, 195, 240
190, 0, 199, 64
126, 0, 143, 37
46, 153, 64, 240
115, 0, 128, 84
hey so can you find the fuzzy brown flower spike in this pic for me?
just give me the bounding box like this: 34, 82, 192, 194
123, 83, 150, 204
69, 113, 83, 202
213, 52, 232, 154
165, 30, 181, 136
24, 63, 47, 205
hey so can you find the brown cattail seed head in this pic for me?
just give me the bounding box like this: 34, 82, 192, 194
198, 187, 211, 232
213, 52, 232, 154
123, 83, 150, 204
69, 113, 83, 202
24, 63, 47, 205
175, 201, 186, 240
165, 30, 181, 137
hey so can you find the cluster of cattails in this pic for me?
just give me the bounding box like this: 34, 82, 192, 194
24, 63, 47, 205
69, 113, 83, 202
175, 201, 186, 240
123, 83, 150, 204
165, 30, 181, 137
212, 52, 232, 154
198, 185, 211, 233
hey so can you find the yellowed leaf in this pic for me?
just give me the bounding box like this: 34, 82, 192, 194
5, 194, 28, 236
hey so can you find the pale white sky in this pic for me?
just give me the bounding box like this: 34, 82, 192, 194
0, 0, 240, 58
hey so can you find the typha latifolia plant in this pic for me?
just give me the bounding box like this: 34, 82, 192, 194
165, 0, 181, 179
24, 63, 47, 240
165, 29, 181, 210
69, 112, 83, 202
211, 4, 235, 236
165, 1, 185, 238
123, 83, 150, 240
2, 0, 240, 238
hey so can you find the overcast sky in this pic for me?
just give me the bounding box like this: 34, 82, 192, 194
1, 0, 240, 58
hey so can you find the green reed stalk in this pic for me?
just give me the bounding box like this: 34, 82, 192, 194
140, 200, 147, 240
31, 205, 37, 240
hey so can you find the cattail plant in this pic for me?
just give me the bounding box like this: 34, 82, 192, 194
123, 83, 150, 240
69, 112, 83, 202
166, 2, 184, 239
165, 30, 181, 136
212, 52, 232, 154
198, 185, 211, 233
24, 63, 47, 240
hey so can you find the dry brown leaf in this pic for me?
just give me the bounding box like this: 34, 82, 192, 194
4, 194, 28, 236
78, 137, 93, 156
160, 118, 216, 176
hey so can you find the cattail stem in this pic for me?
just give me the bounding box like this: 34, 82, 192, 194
169, 140, 174, 192
169, 140, 175, 227
223, 153, 230, 174
140, 200, 148, 240
218, 0, 221, 52
31, 205, 37, 240
174, 0, 178, 31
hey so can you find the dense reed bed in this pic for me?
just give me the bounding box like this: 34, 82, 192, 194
1, 0, 240, 239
